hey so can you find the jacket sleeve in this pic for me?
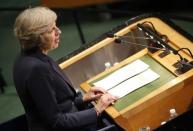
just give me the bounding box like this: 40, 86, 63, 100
26, 64, 97, 129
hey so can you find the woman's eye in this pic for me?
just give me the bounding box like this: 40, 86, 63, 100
48, 27, 58, 34
47, 29, 54, 34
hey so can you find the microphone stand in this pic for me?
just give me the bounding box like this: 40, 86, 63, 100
136, 23, 193, 74
173, 50, 193, 74
109, 32, 193, 74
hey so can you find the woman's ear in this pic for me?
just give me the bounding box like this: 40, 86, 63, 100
38, 34, 50, 52
39, 34, 44, 43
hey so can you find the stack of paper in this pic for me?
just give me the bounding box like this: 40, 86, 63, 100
93, 59, 160, 98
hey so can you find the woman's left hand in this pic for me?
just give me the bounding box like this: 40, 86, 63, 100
83, 86, 107, 102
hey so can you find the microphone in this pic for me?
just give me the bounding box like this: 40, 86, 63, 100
107, 27, 193, 74
107, 33, 151, 40
137, 23, 176, 53
173, 48, 193, 74
172, 50, 184, 61
136, 23, 190, 61
114, 37, 193, 75
114, 38, 168, 51
107, 31, 169, 54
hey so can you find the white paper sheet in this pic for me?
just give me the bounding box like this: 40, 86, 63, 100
93, 59, 149, 90
108, 69, 160, 98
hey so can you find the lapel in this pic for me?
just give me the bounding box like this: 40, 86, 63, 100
46, 58, 77, 95
47, 58, 74, 87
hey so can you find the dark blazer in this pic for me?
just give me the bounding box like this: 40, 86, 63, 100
13, 48, 97, 131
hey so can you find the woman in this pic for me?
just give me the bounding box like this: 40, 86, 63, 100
13, 6, 117, 131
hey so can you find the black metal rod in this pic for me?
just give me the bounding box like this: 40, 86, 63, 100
72, 10, 86, 45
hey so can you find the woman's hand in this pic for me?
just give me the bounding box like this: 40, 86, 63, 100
94, 93, 118, 115
83, 86, 107, 102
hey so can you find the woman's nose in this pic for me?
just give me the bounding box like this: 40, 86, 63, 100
55, 27, 61, 36
57, 28, 62, 34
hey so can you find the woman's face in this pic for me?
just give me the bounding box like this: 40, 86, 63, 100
40, 22, 61, 53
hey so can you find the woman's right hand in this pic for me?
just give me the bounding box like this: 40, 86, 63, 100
94, 93, 118, 115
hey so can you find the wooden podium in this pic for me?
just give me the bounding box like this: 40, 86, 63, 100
58, 14, 193, 130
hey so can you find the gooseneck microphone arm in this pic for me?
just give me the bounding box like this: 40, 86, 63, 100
107, 23, 193, 74
107, 32, 151, 40
137, 23, 177, 53
114, 38, 167, 51
107, 24, 193, 63
107, 32, 174, 53
136, 23, 193, 72
177, 48, 193, 58
136, 24, 192, 61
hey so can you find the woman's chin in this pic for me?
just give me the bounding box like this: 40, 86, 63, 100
51, 43, 59, 50
54, 44, 59, 49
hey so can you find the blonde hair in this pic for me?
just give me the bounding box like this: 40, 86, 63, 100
14, 6, 57, 50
